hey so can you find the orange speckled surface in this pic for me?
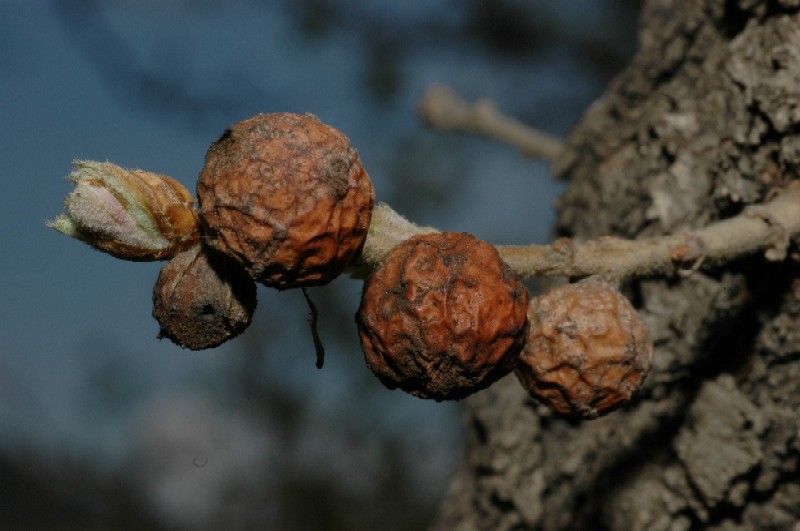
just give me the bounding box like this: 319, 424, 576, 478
357, 232, 529, 401
197, 113, 374, 289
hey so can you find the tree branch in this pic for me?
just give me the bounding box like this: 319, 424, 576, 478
418, 84, 565, 162
359, 182, 800, 279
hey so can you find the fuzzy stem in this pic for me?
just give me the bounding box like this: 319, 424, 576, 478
359, 182, 800, 279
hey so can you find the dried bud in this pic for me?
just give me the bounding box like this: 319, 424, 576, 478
356, 232, 529, 401
48, 160, 199, 260
152, 245, 257, 350
515, 277, 653, 418
197, 113, 374, 289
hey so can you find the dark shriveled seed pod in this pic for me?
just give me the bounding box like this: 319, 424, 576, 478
152, 245, 257, 350
356, 232, 530, 401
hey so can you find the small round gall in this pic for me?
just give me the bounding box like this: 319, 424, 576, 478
197, 112, 374, 289
356, 232, 530, 401
515, 277, 653, 418
152, 244, 257, 350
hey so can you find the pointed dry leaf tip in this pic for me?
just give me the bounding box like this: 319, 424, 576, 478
47, 160, 199, 260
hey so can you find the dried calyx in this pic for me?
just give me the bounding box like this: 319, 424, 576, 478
515, 276, 653, 418
356, 232, 530, 401
152, 244, 257, 350
197, 112, 374, 289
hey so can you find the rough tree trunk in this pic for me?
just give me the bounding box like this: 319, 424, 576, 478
434, 1, 800, 529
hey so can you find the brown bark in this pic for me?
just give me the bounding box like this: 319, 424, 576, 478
434, 1, 800, 529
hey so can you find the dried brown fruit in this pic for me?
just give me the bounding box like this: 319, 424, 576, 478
356, 232, 529, 401
152, 244, 257, 350
515, 277, 653, 418
197, 112, 374, 289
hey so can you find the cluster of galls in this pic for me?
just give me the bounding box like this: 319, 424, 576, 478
358, 250, 652, 417
51, 113, 653, 419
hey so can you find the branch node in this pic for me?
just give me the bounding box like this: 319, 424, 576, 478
743, 204, 790, 261
552, 237, 577, 257
671, 234, 708, 276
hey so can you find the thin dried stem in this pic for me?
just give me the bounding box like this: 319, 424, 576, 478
360, 182, 800, 280
301, 287, 325, 369
419, 84, 564, 162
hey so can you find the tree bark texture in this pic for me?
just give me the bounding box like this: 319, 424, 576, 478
434, 1, 800, 529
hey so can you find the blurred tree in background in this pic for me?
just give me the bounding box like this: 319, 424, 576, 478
436, 1, 800, 529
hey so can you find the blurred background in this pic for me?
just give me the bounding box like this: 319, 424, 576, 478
0, 1, 638, 529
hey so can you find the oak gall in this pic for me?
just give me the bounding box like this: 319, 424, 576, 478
197, 113, 374, 289
515, 277, 653, 418
152, 245, 257, 350
356, 232, 529, 401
